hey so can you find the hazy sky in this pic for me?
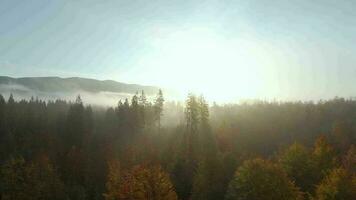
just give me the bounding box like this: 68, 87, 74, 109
1, 0, 356, 102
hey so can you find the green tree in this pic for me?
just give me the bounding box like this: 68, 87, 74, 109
0, 94, 7, 160
279, 142, 317, 193
62, 96, 92, 197
185, 94, 200, 135
171, 94, 200, 199
192, 96, 224, 200
198, 95, 209, 127
225, 158, 303, 200
182, 93, 201, 159
331, 121, 353, 153
0, 156, 28, 200
0, 156, 65, 200
65, 95, 85, 148
0, 94, 5, 127
192, 156, 224, 200
154, 89, 164, 130
139, 90, 148, 127
131, 93, 142, 133
139, 90, 147, 106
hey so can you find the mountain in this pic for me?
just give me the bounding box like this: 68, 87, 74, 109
0, 76, 162, 105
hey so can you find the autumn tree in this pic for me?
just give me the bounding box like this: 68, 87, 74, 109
225, 158, 303, 200
116, 164, 177, 200
104, 159, 121, 200
342, 145, 356, 174
312, 135, 337, 181
314, 168, 356, 200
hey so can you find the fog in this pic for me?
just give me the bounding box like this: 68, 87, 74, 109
0, 83, 186, 127
0, 83, 153, 106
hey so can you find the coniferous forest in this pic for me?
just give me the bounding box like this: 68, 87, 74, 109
2, 0, 356, 199
0, 91, 355, 200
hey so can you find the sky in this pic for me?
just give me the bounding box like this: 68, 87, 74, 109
1, 0, 356, 102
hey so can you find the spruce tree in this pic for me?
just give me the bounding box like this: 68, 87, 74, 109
154, 89, 164, 130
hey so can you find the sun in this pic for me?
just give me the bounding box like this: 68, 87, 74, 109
122, 27, 264, 102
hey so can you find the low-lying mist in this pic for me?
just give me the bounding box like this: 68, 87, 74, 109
0, 83, 155, 106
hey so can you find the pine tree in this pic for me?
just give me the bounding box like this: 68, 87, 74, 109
192, 156, 224, 200
6, 93, 16, 133
198, 95, 209, 127
7, 94, 15, 104
185, 94, 199, 134
154, 89, 164, 130
65, 95, 85, 148
139, 90, 147, 106
0, 94, 6, 160
131, 94, 141, 133
61, 96, 91, 198
139, 90, 148, 128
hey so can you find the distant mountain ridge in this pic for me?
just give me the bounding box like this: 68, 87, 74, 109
0, 76, 162, 105
0, 76, 160, 95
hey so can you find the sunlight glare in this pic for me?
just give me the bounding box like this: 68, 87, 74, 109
125, 28, 266, 102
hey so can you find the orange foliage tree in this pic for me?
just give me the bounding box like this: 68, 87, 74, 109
104, 163, 177, 200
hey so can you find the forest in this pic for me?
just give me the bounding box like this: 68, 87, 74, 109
0, 91, 355, 200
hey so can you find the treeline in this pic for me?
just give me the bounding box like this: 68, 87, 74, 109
0, 92, 355, 200
210, 98, 356, 155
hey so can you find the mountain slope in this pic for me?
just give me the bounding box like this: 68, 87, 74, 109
0, 76, 159, 94
0, 76, 162, 105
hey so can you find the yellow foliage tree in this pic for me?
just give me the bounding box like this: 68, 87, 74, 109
104, 159, 121, 200
314, 168, 356, 200
104, 164, 177, 200
313, 135, 337, 181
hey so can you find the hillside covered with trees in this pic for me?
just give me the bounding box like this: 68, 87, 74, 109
0, 91, 355, 200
